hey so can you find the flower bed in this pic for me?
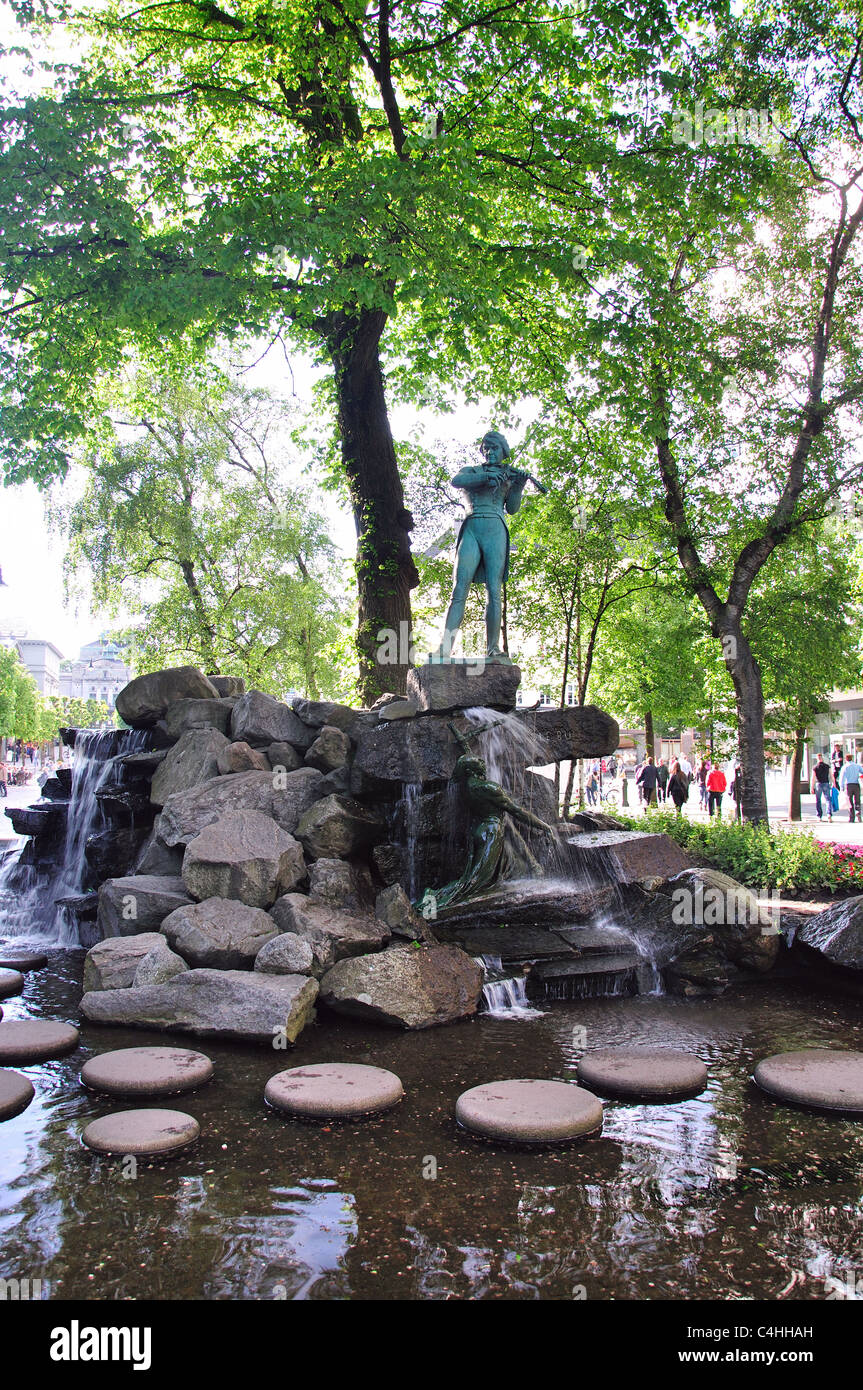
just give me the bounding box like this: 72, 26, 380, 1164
614, 809, 861, 894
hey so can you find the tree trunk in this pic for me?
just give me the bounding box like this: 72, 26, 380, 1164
562, 758, 576, 817
788, 724, 805, 822
725, 628, 770, 825
644, 709, 656, 761
327, 308, 418, 702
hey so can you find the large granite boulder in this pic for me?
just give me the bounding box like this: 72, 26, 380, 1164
209, 675, 245, 697
115, 666, 219, 728
308, 857, 375, 915
97, 875, 195, 939
351, 707, 619, 794
81, 969, 318, 1043
181, 811, 306, 908
796, 898, 863, 975
217, 741, 270, 774
563, 829, 692, 886
267, 741, 303, 773
406, 661, 521, 712
623, 866, 781, 994
133, 937, 190, 987
375, 884, 428, 940
150, 728, 231, 807
270, 893, 390, 973
304, 725, 351, 773
254, 933, 316, 976
231, 690, 313, 749
161, 896, 279, 968
164, 697, 235, 738
391, 786, 469, 889
83, 933, 165, 992
319, 944, 483, 1029
156, 767, 325, 845
296, 794, 385, 860
84, 826, 149, 882
517, 706, 620, 764
351, 716, 457, 794
292, 698, 363, 735
134, 831, 184, 877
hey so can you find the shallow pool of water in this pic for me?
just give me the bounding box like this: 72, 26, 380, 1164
2, 955, 862, 1301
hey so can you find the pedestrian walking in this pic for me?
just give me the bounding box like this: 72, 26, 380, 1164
832, 745, 845, 789
656, 759, 669, 803
706, 764, 727, 817
666, 760, 689, 813
586, 768, 598, 806
812, 755, 833, 821
0, 761, 7, 798
636, 756, 660, 807
840, 753, 863, 823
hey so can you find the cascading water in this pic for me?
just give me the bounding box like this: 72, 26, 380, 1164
391, 704, 666, 1005
0, 727, 148, 946
461, 705, 569, 878
397, 782, 423, 900
474, 954, 543, 1019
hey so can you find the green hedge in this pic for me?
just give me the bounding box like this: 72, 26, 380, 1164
614, 809, 861, 893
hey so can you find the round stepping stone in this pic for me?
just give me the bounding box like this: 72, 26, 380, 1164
265, 1063, 404, 1119
0, 1020, 79, 1064
0, 969, 24, 1000
0, 1069, 35, 1120
82, 1108, 200, 1157
753, 1049, 863, 1113
81, 1046, 214, 1098
0, 950, 47, 972
455, 1078, 603, 1144
577, 1047, 708, 1101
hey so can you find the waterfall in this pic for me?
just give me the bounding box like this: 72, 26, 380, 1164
474, 954, 544, 1019
462, 706, 567, 875
397, 782, 422, 900
461, 706, 546, 791
0, 728, 148, 946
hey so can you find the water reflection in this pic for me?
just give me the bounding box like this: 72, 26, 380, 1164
2, 964, 863, 1301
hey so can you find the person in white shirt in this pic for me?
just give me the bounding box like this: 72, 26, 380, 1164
679, 755, 693, 783
840, 754, 863, 823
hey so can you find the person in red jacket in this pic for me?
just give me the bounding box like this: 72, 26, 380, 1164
706, 765, 727, 818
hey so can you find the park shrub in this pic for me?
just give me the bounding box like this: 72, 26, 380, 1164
614, 808, 858, 893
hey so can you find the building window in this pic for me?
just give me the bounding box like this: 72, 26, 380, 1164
539, 689, 554, 707
565, 682, 576, 706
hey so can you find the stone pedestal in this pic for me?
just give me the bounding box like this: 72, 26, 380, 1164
406, 661, 522, 713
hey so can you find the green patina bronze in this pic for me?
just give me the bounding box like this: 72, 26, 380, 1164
433, 430, 536, 662
415, 720, 556, 915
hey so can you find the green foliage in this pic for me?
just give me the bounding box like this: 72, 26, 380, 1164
616, 807, 855, 892
52, 374, 353, 699
0, 646, 41, 740
0, 0, 709, 486
41, 695, 114, 737
0, 655, 112, 741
